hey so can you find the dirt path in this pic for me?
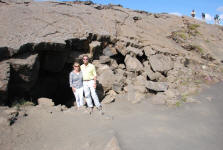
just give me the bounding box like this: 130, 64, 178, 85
1, 82, 223, 150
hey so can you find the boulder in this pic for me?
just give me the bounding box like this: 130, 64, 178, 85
99, 56, 111, 64
143, 46, 156, 57
9, 54, 40, 94
124, 71, 136, 79
102, 90, 117, 104
134, 75, 146, 86
95, 63, 111, 76
144, 65, 163, 81
110, 59, 119, 69
103, 46, 117, 57
0, 62, 10, 105
115, 41, 127, 56
112, 82, 123, 93
126, 46, 143, 56
124, 55, 143, 72
37, 97, 54, 106
0, 47, 10, 61
0, 47, 17, 61
149, 54, 174, 73
145, 81, 168, 92
115, 69, 125, 77
97, 69, 116, 92
89, 41, 101, 58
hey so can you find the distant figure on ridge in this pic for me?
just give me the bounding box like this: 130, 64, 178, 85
202, 12, 205, 21
191, 9, 196, 18
214, 14, 220, 24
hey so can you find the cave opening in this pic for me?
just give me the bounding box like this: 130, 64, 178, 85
6, 34, 121, 108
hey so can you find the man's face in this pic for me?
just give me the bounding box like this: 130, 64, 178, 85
83, 56, 88, 64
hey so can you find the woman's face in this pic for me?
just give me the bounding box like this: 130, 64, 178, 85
73, 64, 80, 72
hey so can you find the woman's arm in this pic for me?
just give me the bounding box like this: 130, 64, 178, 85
69, 72, 73, 87
69, 72, 76, 92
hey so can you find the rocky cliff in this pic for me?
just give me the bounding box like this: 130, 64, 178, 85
0, 0, 223, 106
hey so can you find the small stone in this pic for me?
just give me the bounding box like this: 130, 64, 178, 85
102, 94, 116, 104
37, 98, 54, 107
146, 81, 169, 92
206, 96, 213, 102
202, 65, 207, 70
118, 64, 125, 69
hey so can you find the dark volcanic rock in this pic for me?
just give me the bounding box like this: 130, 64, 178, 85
9, 54, 39, 95
0, 47, 17, 61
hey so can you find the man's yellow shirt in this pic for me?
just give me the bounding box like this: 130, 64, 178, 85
80, 63, 97, 81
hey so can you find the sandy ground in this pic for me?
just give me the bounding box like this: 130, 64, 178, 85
1, 82, 223, 150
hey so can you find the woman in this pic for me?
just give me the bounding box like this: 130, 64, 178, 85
69, 62, 84, 108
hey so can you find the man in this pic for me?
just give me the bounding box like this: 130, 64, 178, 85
214, 14, 219, 24
191, 9, 195, 18
81, 55, 102, 113
202, 12, 205, 21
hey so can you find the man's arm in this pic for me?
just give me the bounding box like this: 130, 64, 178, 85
92, 65, 97, 88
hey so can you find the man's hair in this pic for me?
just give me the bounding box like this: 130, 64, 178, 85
82, 55, 89, 59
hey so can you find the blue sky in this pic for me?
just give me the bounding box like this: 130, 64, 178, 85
76, 0, 223, 24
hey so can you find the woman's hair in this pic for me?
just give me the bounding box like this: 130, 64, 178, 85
73, 62, 80, 67
73, 62, 81, 71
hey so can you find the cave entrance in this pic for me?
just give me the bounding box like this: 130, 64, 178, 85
32, 39, 90, 107
6, 34, 117, 107
7, 38, 91, 107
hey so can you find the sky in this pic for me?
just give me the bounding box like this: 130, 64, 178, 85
37, 0, 223, 25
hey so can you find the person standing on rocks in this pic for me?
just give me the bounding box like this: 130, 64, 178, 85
191, 9, 196, 18
214, 14, 220, 24
81, 55, 102, 113
69, 62, 84, 109
202, 12, 205, 21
